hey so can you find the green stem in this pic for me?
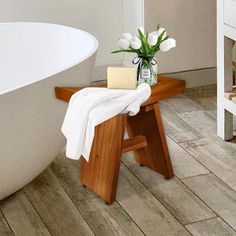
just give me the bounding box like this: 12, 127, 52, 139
111, 49, 137, 54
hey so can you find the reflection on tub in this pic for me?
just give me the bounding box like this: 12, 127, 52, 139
0, 22, 98, 199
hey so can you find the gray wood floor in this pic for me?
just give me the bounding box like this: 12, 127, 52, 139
1, 85, 236, 236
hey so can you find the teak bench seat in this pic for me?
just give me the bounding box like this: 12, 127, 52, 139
55, 76, 186, 204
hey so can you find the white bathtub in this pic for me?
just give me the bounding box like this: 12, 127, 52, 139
0, 22, 98, 199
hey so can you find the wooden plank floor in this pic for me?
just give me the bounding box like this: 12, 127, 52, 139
1, 85, 236, 236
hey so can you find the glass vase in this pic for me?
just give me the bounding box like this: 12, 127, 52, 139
133, 56, 158, 86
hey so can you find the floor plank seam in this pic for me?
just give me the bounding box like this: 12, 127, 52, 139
122, 157, 236, 234
50, 164, 150, 235
166, 134, 213, 176
51, 160, 155, 235
169, 137, 202, 145
180, 173, 211, 181
163, 97, 236, 233
161, 107, 204, 144
22, 189, 53, 236
176, 141, 236, 194
0, 212, 15, 236
166, 134, 236, 195
176, 175, 236, 233
183, 216, 218, 226
52, 156, 191, 236
120, 161, 194, 235
185, 217, 236, 234
48, 167, 97, 236
115, 200, 146, 236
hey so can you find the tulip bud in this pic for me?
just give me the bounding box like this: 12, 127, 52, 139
118, 38, 130, 50
138, 26, 145, 36
156, 28, 167, 40
130, 36, 142, 50
160, 38, 176, 52
122, 33, 133, 42
147, 33, 158, 46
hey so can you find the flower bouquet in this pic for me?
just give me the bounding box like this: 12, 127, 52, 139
112, 25, 176, 86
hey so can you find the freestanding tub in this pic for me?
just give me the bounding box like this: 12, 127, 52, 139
0, 22, 98, 200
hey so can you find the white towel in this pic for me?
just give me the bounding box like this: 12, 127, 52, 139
61, 83, 151, 161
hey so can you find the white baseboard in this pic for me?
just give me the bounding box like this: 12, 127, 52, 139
93, 63, 217, 88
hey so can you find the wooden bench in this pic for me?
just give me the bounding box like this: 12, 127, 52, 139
55, 76, 186, 204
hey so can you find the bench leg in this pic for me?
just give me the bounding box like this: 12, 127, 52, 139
126, 102, 174, 179
80, 115, 126, 204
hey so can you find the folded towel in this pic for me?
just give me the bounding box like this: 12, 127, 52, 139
61, 83, 151, 161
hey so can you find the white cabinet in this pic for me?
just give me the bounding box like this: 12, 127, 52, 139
217, 0, 236, 140
224, 0, 236, 28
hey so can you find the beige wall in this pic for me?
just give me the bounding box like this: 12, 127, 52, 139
1, 0, 231, 76
0, 0, 123, 66
145, 0, 217, 73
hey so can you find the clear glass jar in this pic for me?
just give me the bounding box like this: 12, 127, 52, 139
133, 56, 158, 86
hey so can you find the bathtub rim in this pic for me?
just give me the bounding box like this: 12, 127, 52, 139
0, 21, 99, 95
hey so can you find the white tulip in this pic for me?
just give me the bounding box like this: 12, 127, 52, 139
118, 38, 130, 50
156, 27, 167, 40
160, 38, 176, 52
130, 36, 142, 50
147, 33, 158, 46
138, 26, 145, 36
122, 33, 133, 42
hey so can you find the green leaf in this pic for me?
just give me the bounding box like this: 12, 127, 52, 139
162, 35, 169, 41
152, 34, 169, 54
138, 29, 150, 56
138, 28, 144, 38
157, 30, 166, 44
